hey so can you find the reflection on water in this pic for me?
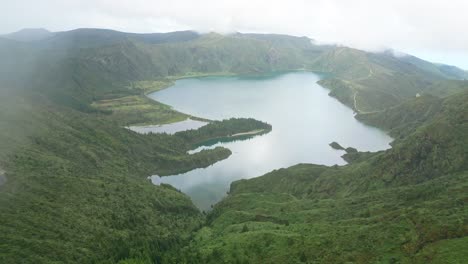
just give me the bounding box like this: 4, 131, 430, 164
148, 72, 393, 210
127, 118, 207, 134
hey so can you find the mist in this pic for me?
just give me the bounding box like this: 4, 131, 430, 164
2, 0, 468, 69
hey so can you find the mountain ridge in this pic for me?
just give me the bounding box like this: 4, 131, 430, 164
3, 27, 465, 115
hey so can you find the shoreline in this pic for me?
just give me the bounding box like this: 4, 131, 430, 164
230, 129, 265, 137
138, 69, 325, 127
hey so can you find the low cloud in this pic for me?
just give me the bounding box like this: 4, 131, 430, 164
2, 0, 468, 68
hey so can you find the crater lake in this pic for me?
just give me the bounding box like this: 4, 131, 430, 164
148, 72, 393, 210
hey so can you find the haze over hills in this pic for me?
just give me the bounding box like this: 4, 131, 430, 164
0, 28, 466, 263
2, 28, 466, 112
1, 28, 55, 42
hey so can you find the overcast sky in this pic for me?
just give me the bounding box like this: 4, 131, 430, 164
2, 0, 467, 69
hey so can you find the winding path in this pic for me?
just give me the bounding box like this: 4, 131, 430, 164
351, 66, 381, 114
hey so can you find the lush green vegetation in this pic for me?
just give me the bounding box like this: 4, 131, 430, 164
0, 103, 202, 263
313, 48, 468, 113
92, 94, 189, 126
4, 27, 464, 115
185, 90, 468, 263
0, 99, 276, 263
0, 30, 279, 263
174, 118, 272, 147
356, 94, 442, 137
0, 28, 467, 263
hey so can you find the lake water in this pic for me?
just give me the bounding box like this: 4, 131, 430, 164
148, 72, 393, 210
127, 118, 207, 134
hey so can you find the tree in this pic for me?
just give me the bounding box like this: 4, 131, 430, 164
241, 224, 249, 233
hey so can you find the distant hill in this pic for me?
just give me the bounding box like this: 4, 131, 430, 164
395, 52, 468, 80
435, 63, 468, 80
1, 28, 54, 42
40, 28, 200, 49
314, 47, 468, 112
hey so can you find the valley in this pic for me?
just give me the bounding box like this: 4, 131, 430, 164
0, 28, 466, 263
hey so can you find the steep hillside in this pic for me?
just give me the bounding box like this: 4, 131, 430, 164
121, 31, 328, 78
313, 48, 467, 113
435, 64, 468, 80
0, 101, 203, 263
187, 90, 468, 263
396, 52, 468, 80
356, 94, 443, 140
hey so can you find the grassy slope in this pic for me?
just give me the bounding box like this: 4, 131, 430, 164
397, 53, 468, 80
187, 91, 468, 263
312, 47, 468, 113
355, 94, 443, 141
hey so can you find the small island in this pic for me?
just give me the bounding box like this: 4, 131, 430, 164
329, 142, 366, 163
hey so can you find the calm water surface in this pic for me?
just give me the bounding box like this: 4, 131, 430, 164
127, 118, 207, 134
148, 72, 393, 210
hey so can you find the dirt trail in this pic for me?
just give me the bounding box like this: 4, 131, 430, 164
348, 66, 377, 114
353, 91, 359, 112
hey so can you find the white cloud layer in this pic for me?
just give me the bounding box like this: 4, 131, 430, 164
2, 0, 468, 69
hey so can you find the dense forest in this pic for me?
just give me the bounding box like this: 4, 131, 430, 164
0, 29, 466, 263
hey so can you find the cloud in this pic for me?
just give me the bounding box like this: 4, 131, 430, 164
2, 0, 468, 68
